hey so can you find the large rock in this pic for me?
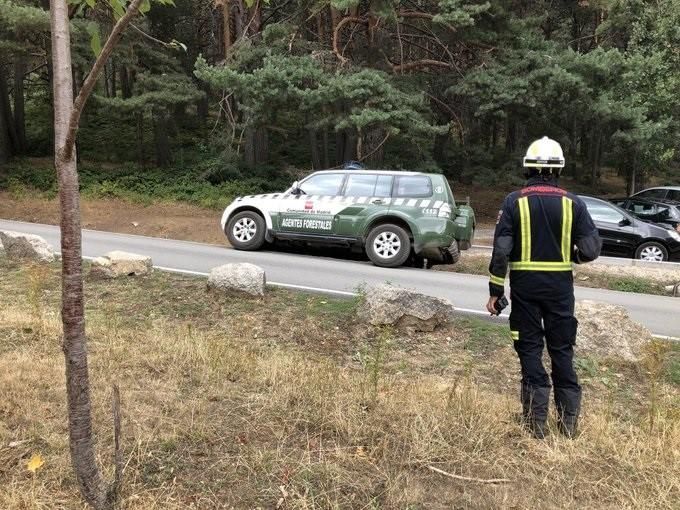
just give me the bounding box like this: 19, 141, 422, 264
207, 263, 266, 296
359, 284, 455, 332
575, 300, 652, 362
90, 251, 152, 278
0, 230, 56, 262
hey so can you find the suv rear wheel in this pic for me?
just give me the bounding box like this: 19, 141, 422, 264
366, 224, 411, 268
227, 211, 266, 250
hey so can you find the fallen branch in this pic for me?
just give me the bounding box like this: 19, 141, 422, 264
427, 465, 513, 484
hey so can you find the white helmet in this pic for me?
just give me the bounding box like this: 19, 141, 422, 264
523, 136, 565, 170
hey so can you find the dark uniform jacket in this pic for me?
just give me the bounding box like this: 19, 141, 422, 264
489, 177, 602, 298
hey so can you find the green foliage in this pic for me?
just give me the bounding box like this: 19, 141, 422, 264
0, 159, 293, 209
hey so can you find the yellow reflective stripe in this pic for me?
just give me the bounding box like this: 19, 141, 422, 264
489, 274, 505, 286
518, 197, 531, 262
561, 197, 573, 263
510, 261, 573, 271
510, 330, 519, 341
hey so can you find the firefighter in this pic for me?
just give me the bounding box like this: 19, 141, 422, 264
486, 136, 602, 439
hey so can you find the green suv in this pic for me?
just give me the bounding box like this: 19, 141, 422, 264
220, 170, 475, 268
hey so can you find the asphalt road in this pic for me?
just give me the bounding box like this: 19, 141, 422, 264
1, 219, 678, 337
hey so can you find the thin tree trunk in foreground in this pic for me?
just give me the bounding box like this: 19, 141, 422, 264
50, 1, 106, 506
49, 0, 142, 507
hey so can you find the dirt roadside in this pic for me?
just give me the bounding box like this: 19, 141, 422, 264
0, 192, 227, 244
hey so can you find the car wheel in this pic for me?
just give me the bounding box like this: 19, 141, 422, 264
366, 224, 411, 268
634, 241, 668, 262
226, 211, 266, 251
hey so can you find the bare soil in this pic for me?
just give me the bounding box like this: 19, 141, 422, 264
0, 192, 227, 244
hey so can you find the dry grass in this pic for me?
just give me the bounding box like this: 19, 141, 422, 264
0, 259, 678, 509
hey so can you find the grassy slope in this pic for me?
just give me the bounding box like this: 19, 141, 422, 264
0, 259, 678, 509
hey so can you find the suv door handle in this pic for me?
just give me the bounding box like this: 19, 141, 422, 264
371, 199, 384, 205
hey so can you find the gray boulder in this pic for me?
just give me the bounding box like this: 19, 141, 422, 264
575, 300, 652, 362
207, 263, 266, 296
359, 284, 455, 332
90, 250, 152, 278
0, 230, 56, 263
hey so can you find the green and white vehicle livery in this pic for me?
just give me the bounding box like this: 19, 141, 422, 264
220, 170, 475, 268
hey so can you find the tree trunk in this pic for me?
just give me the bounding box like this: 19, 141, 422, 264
322, 128, 330, 168
590, 127, 601, 185
49, 0, 110, 508
221, 0, 231, 57
110, 60, 117, 98
568, 117, 578, 181
14, 60, 27, 154
0, 65, 19, 154
119, 65, 132, 99
309, 127, 321, 169
152, 108, 171, 167
137, 111, 144, 167
344, 129, 357, 162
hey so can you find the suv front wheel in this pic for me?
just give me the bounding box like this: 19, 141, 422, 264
226, 211, 266, 250
366, 224, 411, 268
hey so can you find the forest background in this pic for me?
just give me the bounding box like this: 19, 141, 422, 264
1, 0, 679, 210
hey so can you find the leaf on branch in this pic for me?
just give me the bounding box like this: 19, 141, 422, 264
244, 0, 254, 7
86, 23, 102, 57
26, 453, 45, 473
85, 0, 96, 7
140, 0, 150, 14
108, 0, 125, 19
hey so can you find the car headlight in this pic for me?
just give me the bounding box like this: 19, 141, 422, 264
668, 229, 680, 242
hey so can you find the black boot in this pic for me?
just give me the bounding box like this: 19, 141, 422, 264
521, 384, 550, 439
554, 387, 581, 439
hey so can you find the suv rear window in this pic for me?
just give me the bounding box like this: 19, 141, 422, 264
395, 175, 432, 198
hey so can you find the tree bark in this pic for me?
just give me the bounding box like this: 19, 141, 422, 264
49, 0, 142, 507
14, 60, 27, 154
322, 128, 330, 168
119, 65, 132, 99
309, 127, 321, 169
137, 111, 144, 167
0, 65, 19, 154
153, 108, 171, 167
50, 0, 108, 508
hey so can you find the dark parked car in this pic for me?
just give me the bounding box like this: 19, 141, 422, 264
580, 196, 680, 262
631, 186, 680, 203
609, 197, 680, 231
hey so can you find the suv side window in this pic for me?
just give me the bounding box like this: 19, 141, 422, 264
345, 174, 378, 197
395, 175, 432, 198
300, 173, 345, 196
375, 175, 393, 197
